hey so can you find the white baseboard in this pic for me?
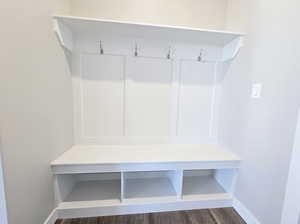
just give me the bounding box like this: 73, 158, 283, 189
43, 209, 58, 224
233, 198, 261, 224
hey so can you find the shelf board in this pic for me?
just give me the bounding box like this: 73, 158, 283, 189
182, 175, 229, 200
51, 144, 241, 174
124, 177, 177, 202
53, 15, 244, 46
52, 144, 240, 165
64, 180, 121, 203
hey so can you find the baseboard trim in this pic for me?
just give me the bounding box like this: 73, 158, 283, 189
43, 209, 58, 224
233, 198, 261, 224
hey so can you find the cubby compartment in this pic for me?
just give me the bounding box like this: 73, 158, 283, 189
182, 169, 236, 200
123, 171, 182, 202
55, 173, 121, 205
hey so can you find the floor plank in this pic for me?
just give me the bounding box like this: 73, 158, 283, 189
183, 209, 217, 224
149, 211, 188, 224
56, 208, 245, 224
210, 208, 246, 224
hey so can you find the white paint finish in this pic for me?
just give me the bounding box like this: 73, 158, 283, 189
251, 83, 262, 98
57, 197, 233, 219
73, 49, 223, 144
214, 169, 237, 194
0, 1, 73, 224
233, 199, 261, 224
121, 172, 125, 201
54, 15, 243, 47
124, 177, 177, 202
52, 160, 240, 174
220, 0, 300, 223
65, 180, 121, 202
55, 173, 122, 205
182, 176, 226, 196
54, 19, 73, 51
221, 37, 243, 61
54, 174, 76, 204
54, 168, 234, 218
42, 209, 58, 224
76, 173, 121, 181
125, 57, 173, 136
69, 0, 229, 31
65, 17, 242, 145
281, 110, 300, 224
167, 170, 183, 198
123, 170, 182, 200
182, 172, 229, 200
71, 53, 83, 144
81, 54, 124, 137
124, 170, 170, 179
178, 61, 216, 137
183, 170, 213, 177
51, 144, 240, 166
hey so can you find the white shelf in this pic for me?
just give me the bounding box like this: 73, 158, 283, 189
51, 144, 241, 174
182, 175, 229, 200
124, 177, 177, 202
64, 179, 121, 203
54, 15, 244, 47
55, 169, 235, 218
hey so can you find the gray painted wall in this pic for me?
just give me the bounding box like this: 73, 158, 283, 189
220, 0, 300, 223
281, 110, 300, 223
69, 0, 228, 30
0, 1, 73, 224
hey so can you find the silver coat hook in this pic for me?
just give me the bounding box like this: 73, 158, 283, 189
198, 49, 204, 62
167, 46, 171, 59
99, 40, 104, 54
134, 42, 138, 57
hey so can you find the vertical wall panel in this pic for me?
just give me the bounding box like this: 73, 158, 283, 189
178, 61, 215, 138
81, 54, 124, 137
125, 57, 173, 136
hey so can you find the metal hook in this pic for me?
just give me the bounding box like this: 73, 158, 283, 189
198, 49, 204, 62
167, 46, 171, 59
99, 40, 104, 54
134, 42, 138, 57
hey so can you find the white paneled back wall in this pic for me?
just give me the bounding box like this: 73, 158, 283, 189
72, 35, 224, 144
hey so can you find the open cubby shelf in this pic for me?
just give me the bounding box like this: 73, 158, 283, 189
65, 180, 121, 203
53, 144, 239, 217
56, 168, 236, 211
182, 170, 230, 201
124, 177, 177, 201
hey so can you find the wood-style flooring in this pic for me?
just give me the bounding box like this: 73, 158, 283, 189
55, 208, 246, 224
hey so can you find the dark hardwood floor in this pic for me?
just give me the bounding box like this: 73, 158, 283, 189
55, 208, 246, 224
